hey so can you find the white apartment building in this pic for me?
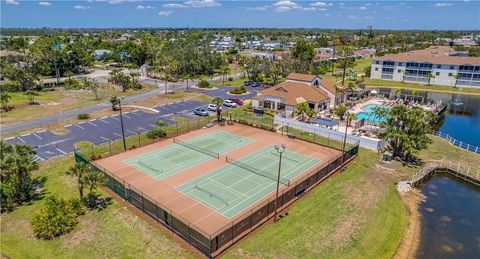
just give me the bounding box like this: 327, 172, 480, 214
370, 46, 480, 88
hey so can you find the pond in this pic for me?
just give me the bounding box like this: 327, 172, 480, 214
417, 174, 480, 258
376, 88, 480, 147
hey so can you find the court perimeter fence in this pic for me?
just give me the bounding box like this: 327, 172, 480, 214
74, 112, 360, 258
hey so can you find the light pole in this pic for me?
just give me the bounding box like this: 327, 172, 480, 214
273, 144, 286, 222
118, 98, 127, 151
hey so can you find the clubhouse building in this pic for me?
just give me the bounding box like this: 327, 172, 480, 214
370, 46, 480, 88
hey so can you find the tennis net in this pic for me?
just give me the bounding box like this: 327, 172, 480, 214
173, 138, 220, 159
226, 157, 290, 185
270, 151, 302, 163
138, 160, 163, 174
194, 183, 229, 205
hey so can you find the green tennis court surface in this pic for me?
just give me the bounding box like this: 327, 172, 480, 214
124, 130, 252, 180
177, 147, 320, 218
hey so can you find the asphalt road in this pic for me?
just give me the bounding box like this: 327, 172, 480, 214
3, 84, 260, 161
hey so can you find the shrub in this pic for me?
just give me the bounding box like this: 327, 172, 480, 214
77, 113, 90, 120
155, 120, 168, 127
146, 128, 166, 139
228, 77, 234, 81
197, 79, 211, 89
229, 85, 246, 94
31, 196, 86, 239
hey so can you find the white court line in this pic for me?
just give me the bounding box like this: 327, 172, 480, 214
55, 148, 67, 155
113, 133, 122, 137
16, 136, 26, 143
101, 136, 111, 141
32, 133, 42, 140
74, 124, 85, 129
87, 121, 97, 127
126, 129, 136, 135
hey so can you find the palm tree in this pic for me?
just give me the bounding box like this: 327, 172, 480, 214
84, 78, 99, 100
83, 171, 105, 197
296, 102, 309, 121
220, 65, 230, 85
426, 72, 435, 86
66, 163, 90, 199
452, 73, 461, 87
211, 97, 224, 122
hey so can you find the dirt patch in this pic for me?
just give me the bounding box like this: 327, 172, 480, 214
393, 189, 425, 259
62, 212, 98, 248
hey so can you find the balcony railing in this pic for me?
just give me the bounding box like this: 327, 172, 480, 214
381, 74, 393, 79
403, 76, 428, 83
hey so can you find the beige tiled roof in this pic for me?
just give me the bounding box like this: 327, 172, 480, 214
286, 73, 318, 82
254, 82, 329, 106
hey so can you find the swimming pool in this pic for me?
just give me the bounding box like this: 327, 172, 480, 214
355, 104, 388, 123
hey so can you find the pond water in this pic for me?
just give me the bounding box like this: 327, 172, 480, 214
417, 174, 480, 259
376, 88, 480, 147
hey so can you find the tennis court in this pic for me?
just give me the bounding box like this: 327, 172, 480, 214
176, 146, 320, 218
124, 130, 251, 180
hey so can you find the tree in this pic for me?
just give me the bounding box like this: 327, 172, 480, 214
1, 63, 38, 91
109, 69, 131, 92
84, 79, 99, 100
110, 96, 120, 111
0, 142, 39, 211
306, 108, 317, 122
295, 102, 310, 121
83, 171, 105, 197
376, 105, 433, 160
220, 65, 230, 85
426, 72, 435, 86
65, 163, 90, 199
337, 45, 354, 86
211, 97, 224, 122
335, 104, 348, 120
24, 90, 39, 105
271, 64, 282, 85
452, 73, 461, 87
364, 66, 371, 78
0, 93, 12, 112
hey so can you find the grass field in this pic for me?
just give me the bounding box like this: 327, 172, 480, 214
1, 84, 156, 125
2, 134, 478, 258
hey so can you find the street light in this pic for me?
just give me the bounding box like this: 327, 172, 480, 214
118, 97, 127, 151
273, 144, 286, 222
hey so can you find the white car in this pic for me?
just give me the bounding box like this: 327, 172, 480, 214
223, 100, 238, 108
207, 104, 222, 111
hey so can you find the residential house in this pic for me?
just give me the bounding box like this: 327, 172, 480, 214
252, 73, 343, 118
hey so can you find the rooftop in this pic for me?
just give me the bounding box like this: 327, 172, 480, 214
374, 46, 480, 65
254, 81, 329, 106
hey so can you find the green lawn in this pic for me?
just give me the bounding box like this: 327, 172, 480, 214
215, 77, 246, 87
364, 78, 480, 95
1, 84, 156, 125
0, 156, 195, 259
353, 57, 372, 74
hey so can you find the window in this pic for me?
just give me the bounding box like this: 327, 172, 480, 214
398, 62, 403, 66
435, 72, 440, 76
382, 68, 394, 73
437, 65, 441, 69
375, 67, 379, 71
448, 73, 453, 76
375, 61, 380, 64
382, 61, 395, 67
398, 69, 402, 73
450, 65, 454, 69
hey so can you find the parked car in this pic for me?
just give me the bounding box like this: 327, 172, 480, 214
229, 98, 244, 106
194, 107, 209, 116
207, 104, 221, 111
223, 100, 238, 108
250, 82, 261, 87
244, 80, 253, 86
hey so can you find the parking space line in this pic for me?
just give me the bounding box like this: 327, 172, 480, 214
113, 133, 122, 137
3, 137, 14, 141
123, 114, 131, 119
101, 136, 111, 142
99, 119, 109, 124
55, 148, 67, 155
101, 116, 109, 119
16, 136, 26, 143
64, 124, 72, 128
74, 124, 85, 130
34, 155, 45, 161
111, 116, 120, 121
137, 127, 147, 131
37, 130, 46, 133
149, 124, 157, 128
21, 133, 30, 137
87, 121, 97, 127
32, 133, 42, 140
126, 129, 136, 134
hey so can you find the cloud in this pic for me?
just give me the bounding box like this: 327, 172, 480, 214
158, 10, 173, 16
359, 6, 367, 10
137, 5, 155, 10
93, 0, 142, 4
310, 2, 333, 7
74, 5, 90, 10
347, 15, 359, 19
162, 0, 221, 9
38, 1, 52, 6
435, 2, 453, 7
272, 0, 316, 12
5, 0, 20, 5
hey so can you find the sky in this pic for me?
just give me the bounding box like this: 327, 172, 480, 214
1, 0, 480, 30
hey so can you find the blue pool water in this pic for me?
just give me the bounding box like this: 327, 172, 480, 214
355, 104, 388, 123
